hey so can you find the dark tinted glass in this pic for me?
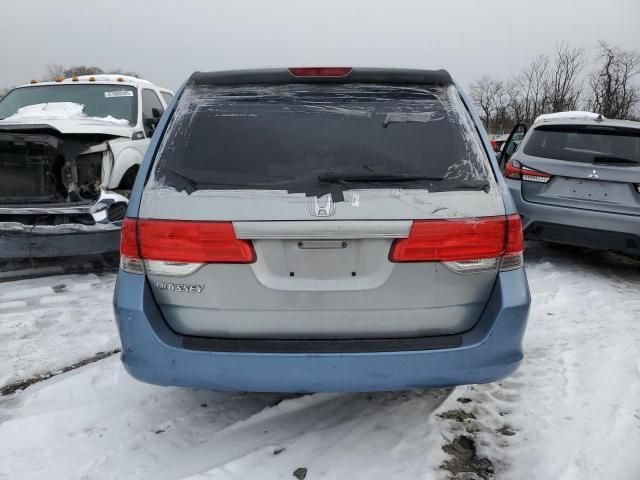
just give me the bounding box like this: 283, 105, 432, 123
524, 125, 640, 164
0, 85, 137, 123
154, 84, 489, 193
141, 89, 164, 118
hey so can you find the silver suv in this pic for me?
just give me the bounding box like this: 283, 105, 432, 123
114, 68, 530, 392
502, 112, 640, 256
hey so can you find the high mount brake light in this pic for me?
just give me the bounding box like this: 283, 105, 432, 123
389, 215, 524, 272
288, 67, 352, 77
119, 218, 255, 275
504, 159, 551, 183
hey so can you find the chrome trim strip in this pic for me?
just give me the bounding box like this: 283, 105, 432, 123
233, 220, 412, 239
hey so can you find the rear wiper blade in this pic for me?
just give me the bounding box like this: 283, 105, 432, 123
432, 179, 491, 192
318, 173, 444, 183
592, 156, 640, 166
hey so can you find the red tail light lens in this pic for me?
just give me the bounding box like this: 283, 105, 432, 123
389, 215, 524, 271
288, 67, 352, 77
501, 214, 525, 271
120, 217, 144, 274
390, 217, 506, 262
505, 214, 524, 255
119, 218, 255, 274
138, 220, 255, 263
504, 159, 551, 183
120, 217, 140, 259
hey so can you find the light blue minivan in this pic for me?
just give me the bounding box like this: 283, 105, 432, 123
113, 67, 531, 392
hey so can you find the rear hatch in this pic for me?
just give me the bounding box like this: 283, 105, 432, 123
516, 123, 640, 215
136, 73, 512, 340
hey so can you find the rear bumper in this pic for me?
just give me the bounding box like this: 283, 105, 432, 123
113, 269, 531, 393
507, 179, 640, 255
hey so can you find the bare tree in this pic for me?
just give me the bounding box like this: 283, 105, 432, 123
547, 42, 585, 112
44, 63, 66, 80
469, 76, 511, 132
41, 65, 141, 81
498, 43, 584, 125
510, 54, 551, 124
111, 69, 140, 78
587, 41, 640, 119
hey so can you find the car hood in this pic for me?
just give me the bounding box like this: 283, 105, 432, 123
0, 118, 133, 137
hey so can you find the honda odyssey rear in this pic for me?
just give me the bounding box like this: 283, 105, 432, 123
113, 68, 531, 392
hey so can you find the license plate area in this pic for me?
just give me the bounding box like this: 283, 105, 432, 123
250, 238, 396, 290
565, 179, 610, 201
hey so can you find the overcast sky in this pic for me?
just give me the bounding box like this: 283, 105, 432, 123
2, 0, 639, 92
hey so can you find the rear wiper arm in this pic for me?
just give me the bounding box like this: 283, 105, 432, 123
318, 173, 444, 183
592, 156, 639, 166
434, 179, 491, 192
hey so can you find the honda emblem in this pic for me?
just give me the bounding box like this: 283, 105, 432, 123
309, 194, 336, 217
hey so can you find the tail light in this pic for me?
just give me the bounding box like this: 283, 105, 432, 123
389, 215, 524, 273
504, 159, 551, 183
120, 218, 255, 276
120, 217, 144, 274
288, 67, 352, 77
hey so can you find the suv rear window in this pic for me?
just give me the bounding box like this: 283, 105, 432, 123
524, 125, 640, 165
153, 84, 490, 196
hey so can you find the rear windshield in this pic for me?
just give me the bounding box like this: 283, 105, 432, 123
152, 84, 490, 196
524, 125, 640, 166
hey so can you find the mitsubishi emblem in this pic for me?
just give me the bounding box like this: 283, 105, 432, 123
309, 194, 336, 217
587, 169, 599, 180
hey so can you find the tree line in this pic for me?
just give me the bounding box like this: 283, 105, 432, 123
470, 41, 640, 134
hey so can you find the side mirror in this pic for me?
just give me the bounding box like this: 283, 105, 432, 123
151, 107, 162, 119
143, 116, 160, 137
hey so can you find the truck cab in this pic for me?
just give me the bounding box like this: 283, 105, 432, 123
0, 74, 173, 259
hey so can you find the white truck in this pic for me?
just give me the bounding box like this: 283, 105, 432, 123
0, 75, 173, 259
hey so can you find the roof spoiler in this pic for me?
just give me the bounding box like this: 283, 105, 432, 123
187, 68, 453, 86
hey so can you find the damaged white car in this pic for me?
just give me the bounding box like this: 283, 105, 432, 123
0, 75, 173, 259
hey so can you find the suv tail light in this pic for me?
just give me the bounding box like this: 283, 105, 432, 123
389, 215, 524, 273
120, 218, 255, 275
504, 159, 551, 183
288, 67, 352, 77
489, 135, 498, 152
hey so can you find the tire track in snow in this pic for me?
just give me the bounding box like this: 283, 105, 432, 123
0, 357, 287, 480
435, 252, 640, 479
0, 349, 120, 396
0, 273, 119, 390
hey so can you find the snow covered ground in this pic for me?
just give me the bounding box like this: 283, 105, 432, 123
0, 273, 119, 390
0, 245, 639, 480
